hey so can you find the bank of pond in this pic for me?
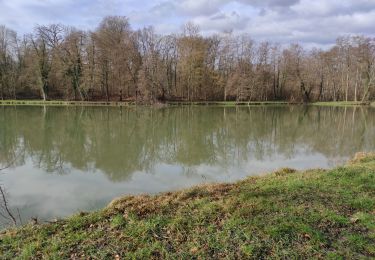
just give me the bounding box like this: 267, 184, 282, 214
0, 100, 372, 106
1, 153, 374, 259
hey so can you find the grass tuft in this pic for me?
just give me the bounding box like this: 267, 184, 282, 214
351, 152, 375, 164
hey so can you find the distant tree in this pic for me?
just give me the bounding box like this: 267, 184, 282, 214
30, 24, 64, 100
0, 21, 374, 103
0, 25, 17, 99
61, 28, 85, 100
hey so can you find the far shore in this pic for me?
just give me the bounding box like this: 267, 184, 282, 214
0, 100, 372, 107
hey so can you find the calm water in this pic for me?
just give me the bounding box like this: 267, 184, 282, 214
0, 105, 374, 226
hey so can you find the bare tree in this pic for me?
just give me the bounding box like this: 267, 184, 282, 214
61, 27, 85, 100
0, 149, 25, 227
0, 20, 374, 103
0, 25, 17, 99
30, 24, 65, 100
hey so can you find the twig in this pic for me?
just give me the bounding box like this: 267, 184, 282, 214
0, 185, 17, 225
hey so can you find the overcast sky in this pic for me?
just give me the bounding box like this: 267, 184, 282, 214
1, 0, 375, 48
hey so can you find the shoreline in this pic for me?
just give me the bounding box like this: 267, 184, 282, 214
0, 100, 371, 107
1, 153, 374, 258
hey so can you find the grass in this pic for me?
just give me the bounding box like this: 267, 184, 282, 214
1, 153, 375, 259
1, 99, 372, 107
311, 101, 371, 106
0, 100, 136, 106
0, 100, 292, 107
167, 101, 292, 106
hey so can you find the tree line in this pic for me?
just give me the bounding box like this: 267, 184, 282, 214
0, 16, 374, 103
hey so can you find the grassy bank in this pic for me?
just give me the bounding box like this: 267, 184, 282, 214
0, 100, 136, 106
0, 100, 291, 107
311, 101, 371, 106
1, 154, 374, 259
167, 101, 291, 106
0, 99, 372, 107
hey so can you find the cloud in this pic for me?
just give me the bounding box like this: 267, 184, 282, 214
291, 0, 375, 17
151, 0, 229, 16
0, 0, 374, 47
239, 0, 300, 8
192, 11, 249, 33
252, 5, 375, 41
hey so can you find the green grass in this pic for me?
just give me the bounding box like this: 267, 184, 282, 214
0, 100, 292, 107
167, 101, 292, 106
311, 101, 371, 106
0, 100, 136, 106
1, 100, 373, 107
1, 153, 375, 259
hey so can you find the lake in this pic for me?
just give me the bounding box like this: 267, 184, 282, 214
0, 105, 374, 226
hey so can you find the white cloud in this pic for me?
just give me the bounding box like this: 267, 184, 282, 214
192, 11, 249, 33
291, 0, 375, 17
0, 0, 374, 47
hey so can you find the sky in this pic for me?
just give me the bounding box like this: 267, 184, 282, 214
1, 0, 375, 48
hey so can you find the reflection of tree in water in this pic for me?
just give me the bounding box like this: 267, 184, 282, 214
0, 147, 25, 228
0, 106, 374, 181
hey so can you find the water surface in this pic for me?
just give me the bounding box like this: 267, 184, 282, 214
0, 105, 374, 226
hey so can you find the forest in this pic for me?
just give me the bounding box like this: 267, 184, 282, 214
0, 16, 374, 103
